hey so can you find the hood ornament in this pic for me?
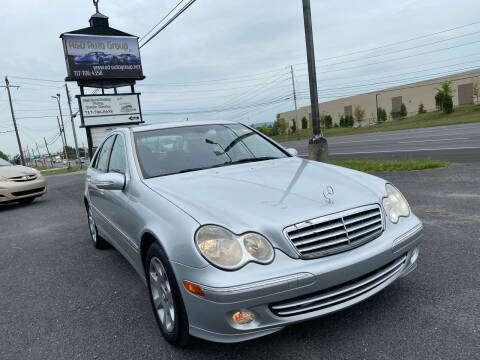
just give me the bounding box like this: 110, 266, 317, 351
323, 185, 334, 204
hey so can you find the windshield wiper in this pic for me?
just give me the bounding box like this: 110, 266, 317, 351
169, 157, 279, 176
229, 157, 279, 164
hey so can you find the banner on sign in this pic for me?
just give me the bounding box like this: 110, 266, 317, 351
78, 94, 143, 127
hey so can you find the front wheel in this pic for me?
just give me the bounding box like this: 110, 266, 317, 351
87, 206, 109, 249
146, 243, 192, 346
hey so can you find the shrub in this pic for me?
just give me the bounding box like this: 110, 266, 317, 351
400, 103, 407, 118
301, 117, 308, 129
418, 104, 427, 114
377, 107, 387, 122
354, 106, 365, 127
435, 81, 454, 114
324, 114, 333, 128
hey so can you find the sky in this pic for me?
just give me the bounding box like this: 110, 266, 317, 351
1, 0, 479, 157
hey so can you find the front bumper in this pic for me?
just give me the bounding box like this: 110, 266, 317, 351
0, 177, 47, 203
172, 216, 423, 343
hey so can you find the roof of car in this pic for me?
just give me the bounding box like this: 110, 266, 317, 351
130, 120, 239, 133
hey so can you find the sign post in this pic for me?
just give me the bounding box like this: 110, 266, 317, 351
60, 7, 145, 158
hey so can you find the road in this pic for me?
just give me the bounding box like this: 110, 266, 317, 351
281, 123, 480, 162
1, 166, 479, 359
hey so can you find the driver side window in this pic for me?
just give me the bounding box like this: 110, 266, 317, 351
96, 136, 115, 173
108, 135, 127, 174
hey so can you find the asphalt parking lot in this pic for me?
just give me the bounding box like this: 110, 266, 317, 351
1, 164, 479, 359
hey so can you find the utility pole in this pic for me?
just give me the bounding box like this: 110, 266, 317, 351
290, 65, 300, 137
302, 0, 327, 162
44, 137, 54, 168
2, 77, 25, 165
65, 84, 81, 168
52, 95, 70, 169
56, 116, 68, 166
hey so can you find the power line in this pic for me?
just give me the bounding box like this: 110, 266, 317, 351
315, 30, 480, 68
140, 0, 198, 48
309, 40, 480, 75
139, 0, 186, 42
8, 75, 64, 83
306, 20, 480, 63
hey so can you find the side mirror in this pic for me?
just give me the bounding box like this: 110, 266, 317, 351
95, 172, 125, 190
286, 148, 298, 157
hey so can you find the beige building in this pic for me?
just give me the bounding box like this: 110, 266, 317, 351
278, 69, 480, 128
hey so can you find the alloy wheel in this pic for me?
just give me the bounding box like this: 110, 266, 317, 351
149, 257, 176, 333
88, 208, 97, 243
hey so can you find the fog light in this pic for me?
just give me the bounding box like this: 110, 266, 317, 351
232, 310, 255, 325
410, 247, 419, 264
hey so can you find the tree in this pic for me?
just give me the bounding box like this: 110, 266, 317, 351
418, 103, 427, 114
377, 107, 387, 122
435, 81, 454, 114
354, 105, 365, 127
339, 115, 345, 127
324, 115, 333, 128
301, 117, 308, 129
0, 150, 9, 161
273, 118, 288, 135
399, 103, 407, 118
290, 119, 296, 133
473, 82, 479, 104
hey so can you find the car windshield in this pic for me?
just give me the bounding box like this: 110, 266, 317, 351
134, 124, 288, 178
0, 158, 12, 166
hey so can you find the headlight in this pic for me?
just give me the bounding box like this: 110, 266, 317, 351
382, 184, 410, 223
195, 225, 274, 270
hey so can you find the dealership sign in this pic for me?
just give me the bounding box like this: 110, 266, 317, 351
62, 34, 144, 80
90, 125, 132, 148
78, 94, 143, 127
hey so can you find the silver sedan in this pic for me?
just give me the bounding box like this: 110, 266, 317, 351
84, 121, 423, 346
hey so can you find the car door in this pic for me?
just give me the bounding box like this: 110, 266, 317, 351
87, 135, 116, 242
99, 134, 139, 263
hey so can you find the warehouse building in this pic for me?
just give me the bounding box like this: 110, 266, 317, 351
277, 69, 480, 128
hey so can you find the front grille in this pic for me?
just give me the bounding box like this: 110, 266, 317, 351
284, 204, 383, 259
270, 254, 407, 317
9, 175, 37, 182
11, 187, 45, 197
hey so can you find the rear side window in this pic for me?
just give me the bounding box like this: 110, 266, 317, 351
96, 136, 115, 172
108, 135, 127, 174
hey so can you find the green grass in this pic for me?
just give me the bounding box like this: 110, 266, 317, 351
40, 166, 85, 176
331, 160, 451, 172
273, 104, 480, 142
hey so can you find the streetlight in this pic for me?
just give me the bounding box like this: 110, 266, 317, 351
51, 94, 71, 169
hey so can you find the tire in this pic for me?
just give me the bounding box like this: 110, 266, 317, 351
87, 205, 109, 249
19, 197, 35, 204
146, 242, 192, 346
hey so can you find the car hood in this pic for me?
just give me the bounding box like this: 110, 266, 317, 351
144, 157, 387, 256
0, 165, 36, 179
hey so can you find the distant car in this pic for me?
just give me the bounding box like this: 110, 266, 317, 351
0, 158, 46, 204
118, 53, 140, 64
84, 121, 423, 345
74, 52, 114, 66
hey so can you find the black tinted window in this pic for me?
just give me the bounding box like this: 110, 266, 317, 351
134, 124, 287, 178
108, 135, 126, 174
96, 136, 115, 172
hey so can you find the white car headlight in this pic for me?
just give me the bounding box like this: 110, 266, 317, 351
382, 184, 410, 223
195, 225, 274, 270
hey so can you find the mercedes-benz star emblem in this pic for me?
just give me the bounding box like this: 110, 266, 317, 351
323, 185, 334, 203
